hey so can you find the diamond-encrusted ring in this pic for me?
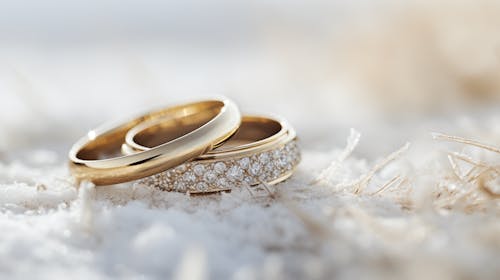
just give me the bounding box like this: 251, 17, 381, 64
68, 98, 241, 186
125, 116, 301, 194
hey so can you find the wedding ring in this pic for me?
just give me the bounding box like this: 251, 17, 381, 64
68, 98, 241, 185
124, 116, 301, 194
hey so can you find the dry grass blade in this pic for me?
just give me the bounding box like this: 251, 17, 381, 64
446, 152, 497, 183
353, 142, 411, 194
312, 128, 360, 185
432, 132, 500, 154
370, 174, 403, 196
446, 149, 499, 192
451, 152, 491, 168
242, 182, 256, 198
435, 184, 477, 209
438, 144, 500, 211
465, 166, 484, 183
260, 181, 278, 200
447, 154, 464, 181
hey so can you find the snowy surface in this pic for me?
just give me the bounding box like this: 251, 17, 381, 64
1, 1, 500, 279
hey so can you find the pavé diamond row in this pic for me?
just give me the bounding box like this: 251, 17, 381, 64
139, 140, 300, 193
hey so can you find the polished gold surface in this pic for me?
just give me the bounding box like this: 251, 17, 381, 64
125, 116, 301, 193
68, 98, 241, 185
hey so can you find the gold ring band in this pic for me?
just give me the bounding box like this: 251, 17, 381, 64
68, 98, 241, 185
124, 116, 301, 194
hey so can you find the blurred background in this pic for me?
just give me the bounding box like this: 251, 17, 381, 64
0, 0, 499, 158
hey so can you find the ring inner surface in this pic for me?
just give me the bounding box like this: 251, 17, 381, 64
213, 118, 281, 150
133, 108, 221, 148
77, 101, 223, 160
134, 116, 282, 151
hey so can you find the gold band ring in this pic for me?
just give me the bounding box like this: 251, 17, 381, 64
124, 116, 301, 194
68, 98, 241, 185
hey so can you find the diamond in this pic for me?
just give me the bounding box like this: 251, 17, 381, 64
258, 152, 270, 164
182, 171, 196, 183
249, 162, 262, 176
273, 168, 281, 178
203, 171, 217, 183
227, 165, 244, 182
265, 162, 275, 177
280, 154, 293, 170
243, 176, 253, 185
150, 176, 160, 186
216, 177, 230, 189
258, 172, 269, 182
193, 164, 205, 176
174, 181, 187, 192
214, 162, 227, 174
272, 149, 281, 159
238, 157, 250, 169
278, 153, 289, 168
158, 185, 168, 191
196, 182, 209, 191
164, 183, 174, 191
